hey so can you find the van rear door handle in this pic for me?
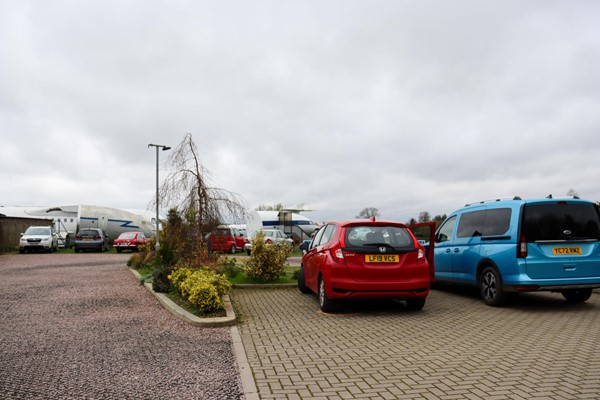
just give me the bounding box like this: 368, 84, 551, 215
454, 248, 460, 253
445, 249, 451, 253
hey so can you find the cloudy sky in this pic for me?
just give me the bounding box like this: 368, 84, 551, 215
2, 0, 599, 224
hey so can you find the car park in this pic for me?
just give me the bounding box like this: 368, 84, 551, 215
433, 196, 600, 306
19, 226, 58, 253
113, 231, 147, 252
74, 228, 109, 252
244, 228, 294, 255
207, 226, 248, 254
298, 219, 431, 312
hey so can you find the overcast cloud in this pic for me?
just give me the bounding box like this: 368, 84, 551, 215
2, 0, 599, 223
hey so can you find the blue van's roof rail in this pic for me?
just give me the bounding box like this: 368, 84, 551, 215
465, 196, 522, 207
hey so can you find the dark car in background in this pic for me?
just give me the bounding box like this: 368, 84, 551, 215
113, 231, 147, 252
74, 228, 109, 253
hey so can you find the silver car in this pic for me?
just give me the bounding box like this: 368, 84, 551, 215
244, 229, 294, 255
19, 226, 58, 253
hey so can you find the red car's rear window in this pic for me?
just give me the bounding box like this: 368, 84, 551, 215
345, 225, 414, 248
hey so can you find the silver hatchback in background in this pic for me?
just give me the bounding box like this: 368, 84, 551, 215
19, 226, 58, 253
74, 228, 109, 253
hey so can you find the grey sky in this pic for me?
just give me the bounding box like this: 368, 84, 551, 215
2, 0, 599, 223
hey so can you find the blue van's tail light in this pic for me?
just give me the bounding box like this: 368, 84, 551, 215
518, 235, 528, 258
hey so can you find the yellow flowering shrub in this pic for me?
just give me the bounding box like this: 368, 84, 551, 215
169, 266, 232, 313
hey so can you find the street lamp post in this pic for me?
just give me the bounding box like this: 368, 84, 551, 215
148, 143, 171, 250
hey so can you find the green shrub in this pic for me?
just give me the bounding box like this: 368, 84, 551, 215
221, 257, 240, 278
152, 262, 173, 293
127, 252, 144, 269
243, 231, 292, 281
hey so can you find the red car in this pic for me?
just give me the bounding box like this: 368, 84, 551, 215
113, 231, 148, 253
298, 219, 432, 312
207, 226, 248, 254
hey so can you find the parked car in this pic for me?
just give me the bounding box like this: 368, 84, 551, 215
433, 196, 600, 306
207, 226, 248, 254
113, 231, 147, 252
244, 229, 294, 255
74, 228, 109, 253
298, 219, 431, 312
19, 226, 58, 253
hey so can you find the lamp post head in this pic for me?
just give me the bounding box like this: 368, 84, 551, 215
148, 143, 171, 151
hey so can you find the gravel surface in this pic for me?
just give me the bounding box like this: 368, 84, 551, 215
0, 253, 243, 399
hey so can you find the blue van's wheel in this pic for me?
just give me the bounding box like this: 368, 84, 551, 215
561, 289, 592, 303
479, 266, 507, 306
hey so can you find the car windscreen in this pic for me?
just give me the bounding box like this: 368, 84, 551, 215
212, 228, 231, 236
345, 225, 414, 249
79, 230, 100, 237
25, 227, 50, 235
522, 202, 600, 241
118, 233, 137, 239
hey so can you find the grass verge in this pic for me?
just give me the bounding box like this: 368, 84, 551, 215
228, 266, 300, 285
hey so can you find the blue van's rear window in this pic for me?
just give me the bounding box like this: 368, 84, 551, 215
522, 202, 600, 241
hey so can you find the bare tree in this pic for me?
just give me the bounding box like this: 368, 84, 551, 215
418, 211, 431, 223
155, 133, 248, 243
356, 207, 380, 219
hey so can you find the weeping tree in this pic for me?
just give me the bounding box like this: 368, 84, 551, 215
153, 133, 248, 260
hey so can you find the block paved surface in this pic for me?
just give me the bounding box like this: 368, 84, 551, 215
0, 253, 243, 399
233, 286, 600, 400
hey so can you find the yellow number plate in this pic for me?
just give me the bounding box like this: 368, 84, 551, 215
552, 247, 582, 255
365, 254, 399, 263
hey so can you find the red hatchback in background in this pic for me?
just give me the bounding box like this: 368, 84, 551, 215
113, 231, 148, 253
298, 219, 432, 312
207, 226, 248, 254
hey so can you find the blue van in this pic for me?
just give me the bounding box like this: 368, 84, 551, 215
434, 197, 600, 306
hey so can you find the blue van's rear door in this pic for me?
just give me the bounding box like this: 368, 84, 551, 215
526, 240, 600, 279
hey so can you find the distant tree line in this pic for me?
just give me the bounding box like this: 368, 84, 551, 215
356, 207, 447, 228
406, 211, 447, 228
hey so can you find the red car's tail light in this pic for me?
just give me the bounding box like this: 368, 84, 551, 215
418, 248, 425, 260
330, 244, 345, 263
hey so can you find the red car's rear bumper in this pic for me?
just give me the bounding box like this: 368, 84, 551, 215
326, 268, 430, 300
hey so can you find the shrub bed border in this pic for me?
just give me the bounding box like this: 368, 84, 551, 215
129, 268, 236, 327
